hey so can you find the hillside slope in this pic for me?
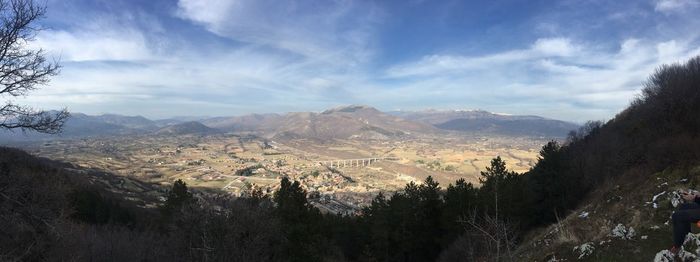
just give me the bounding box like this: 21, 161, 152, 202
0, 146, 168, 260
393, 109, 578, 137
94, 114, 159, 130
0, 113, 158, 141
516, 166, 700, 261
271, 105, 440, 140
201, 113, 284, 131
508, 56, 700, 260
436, 117, 577, 137
155, 121, 220, 135
0, 146, 286, 261
203, 105, 441, 140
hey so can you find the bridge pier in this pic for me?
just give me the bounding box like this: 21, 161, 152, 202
319, 157, 390, 168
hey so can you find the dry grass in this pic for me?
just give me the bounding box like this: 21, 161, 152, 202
516, 165, 700, 261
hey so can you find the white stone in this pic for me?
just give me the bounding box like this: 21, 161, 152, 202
573, 242, 595, 259
652, 191, 666, 209
611, 224, 635, 240
671, 191, 682, 207
653, 250, 674, 262
578, 211, 589, 219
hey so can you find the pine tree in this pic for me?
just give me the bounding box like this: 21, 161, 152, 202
479, 156, 509, 217
442, 178, 478, 243
161, 179, 193, 220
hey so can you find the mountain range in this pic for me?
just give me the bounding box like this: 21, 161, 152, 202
391, 109, 579, 137
202, 105, 441, 140
155, 121, 220, 136
0, 105, 579, 141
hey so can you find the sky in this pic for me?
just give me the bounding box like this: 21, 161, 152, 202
14, 0, 700, 122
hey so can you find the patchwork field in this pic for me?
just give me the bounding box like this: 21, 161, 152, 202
21, 133, 548, 213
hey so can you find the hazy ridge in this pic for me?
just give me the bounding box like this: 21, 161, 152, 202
0, 105, 577, 142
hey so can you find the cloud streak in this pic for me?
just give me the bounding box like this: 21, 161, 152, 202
176, 0, 381, 64
655, 0, 700, 13
34, 29, 152, 61
381, 37, 700, 121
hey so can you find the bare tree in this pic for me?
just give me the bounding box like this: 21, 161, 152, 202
438, 212, 518, 262
0, 0, 68, 134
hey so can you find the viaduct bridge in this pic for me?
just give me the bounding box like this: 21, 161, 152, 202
318, 157, 398, 168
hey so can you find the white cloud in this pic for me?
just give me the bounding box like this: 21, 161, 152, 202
382, 37, 700, 121
19, 37, 374, 118
532, 38, 579, 57
654, 0, 699, 13
34, 29, 152, 61
22, 1, 377, 116
386, 37, 576, 78
175, 0, 380, 63
656, 40, 685, 63
176, 0, 237, 25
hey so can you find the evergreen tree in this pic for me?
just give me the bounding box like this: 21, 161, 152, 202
478, 156, 528, 223
416, 176, 444, 261
361, 192, 391, 261
164, 179, 192, 211
479, 156, 509, 217
274, 177, 309, 218
273, 177, 330, 261
442, 178, 478, 243
526, 140, 580, 225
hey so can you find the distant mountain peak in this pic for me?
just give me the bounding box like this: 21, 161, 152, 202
321, 105, 379, 114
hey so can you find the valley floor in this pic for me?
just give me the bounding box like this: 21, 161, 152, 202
12, 133, 545, 214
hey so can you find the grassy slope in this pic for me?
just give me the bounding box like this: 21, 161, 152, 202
516, 165, 700, 261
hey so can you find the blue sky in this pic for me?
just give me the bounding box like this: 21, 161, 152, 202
17, 0, 700, 122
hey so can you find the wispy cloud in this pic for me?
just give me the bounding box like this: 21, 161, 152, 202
34, 29, 152, 62
20, 0, 385, 117
654, 0, 700, 13
382, 37, 700, 121
175, 0, 381, 63
385, 37, 580, 78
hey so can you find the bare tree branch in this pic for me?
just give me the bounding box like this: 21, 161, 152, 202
0, 0, 66, 134
458, 212, 518, 262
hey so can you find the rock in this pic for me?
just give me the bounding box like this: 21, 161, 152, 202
654, 233, 700, 261
671, 191, 682, 207
611, 224, 636, 240
653, 250, 673, 262
578, 211, 589, 219
573, 242, 595, 259
652, 191, 666, 209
